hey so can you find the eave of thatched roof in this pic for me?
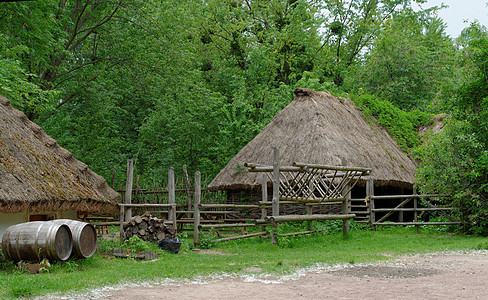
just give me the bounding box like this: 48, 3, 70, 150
208, 88, 417, 191
0, 95, 120, 214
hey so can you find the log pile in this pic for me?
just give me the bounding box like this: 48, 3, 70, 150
123, 212, 176, 241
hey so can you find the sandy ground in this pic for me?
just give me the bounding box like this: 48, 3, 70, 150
53, 251, 488, 300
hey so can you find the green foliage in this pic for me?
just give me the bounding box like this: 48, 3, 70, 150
349, 93, 432, 151
416, 22, 488, 235
346, 9, 455, 109
196, 232, 218, 249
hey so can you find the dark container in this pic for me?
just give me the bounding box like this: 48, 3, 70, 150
157, 238, 182, 254
49, 219, 97, 258
2, 221, 72, 261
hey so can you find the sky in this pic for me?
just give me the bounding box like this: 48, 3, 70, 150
416, 0, 488, 37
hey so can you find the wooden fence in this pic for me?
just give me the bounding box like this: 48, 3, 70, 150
112, 158, 463, 246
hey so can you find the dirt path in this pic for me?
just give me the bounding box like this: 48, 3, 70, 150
57, 251, 488, 300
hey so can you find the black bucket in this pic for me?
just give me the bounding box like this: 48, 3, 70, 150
157, 238, 182, 254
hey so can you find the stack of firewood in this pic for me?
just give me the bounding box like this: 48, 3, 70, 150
123, 212, 176, 242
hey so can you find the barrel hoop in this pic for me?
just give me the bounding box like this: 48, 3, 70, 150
35, 223, 42, 260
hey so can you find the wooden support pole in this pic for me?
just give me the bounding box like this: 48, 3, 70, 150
413, 187, 419, 234
261, 174, 268, 233
341, 157, 350, 236
367, 178, 375, 231
124, 159, 134, 222
168, 167, 177, 230
183, 165, 192, 212
306, 205, 313, 231
193, 171, 201, 246
119, 204, 125, 244
271, 148, 280, 245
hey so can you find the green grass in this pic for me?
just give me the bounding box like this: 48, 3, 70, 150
0, 225, 487, 299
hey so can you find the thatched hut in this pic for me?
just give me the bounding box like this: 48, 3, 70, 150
0, 95, 119, 240
208, 88, 417, 203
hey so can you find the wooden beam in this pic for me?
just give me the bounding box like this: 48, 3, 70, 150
214, 231, 267, 242
265, 214, 355, 223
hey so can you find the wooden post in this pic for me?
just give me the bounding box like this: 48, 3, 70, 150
119, 204, 125, 244
271, 148, 280, 245
341, 158, 350, 236
413, 187, 419, 234
183, 165, 193, 212
367, 178, 376, 231
261, 174, 268, 233
168, 167, 177, 230
194, 171, 201, 246
306, 205, 313, 231
124, 159, 134, 222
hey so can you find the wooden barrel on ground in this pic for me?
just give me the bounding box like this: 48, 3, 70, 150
2, 221, 72, 261
50, 219, 97, 258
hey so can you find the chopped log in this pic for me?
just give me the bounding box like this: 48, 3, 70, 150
138, 222, 148, 231
138, 229, 146, 236
125, 230, 133, 238
134, 215, 143, 224
130, 226, 138, 233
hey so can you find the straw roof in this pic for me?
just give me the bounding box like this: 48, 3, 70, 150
0, 95, 120, 214
208, 88, 417, 191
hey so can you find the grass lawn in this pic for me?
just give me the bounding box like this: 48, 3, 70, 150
1, 224, 487, 299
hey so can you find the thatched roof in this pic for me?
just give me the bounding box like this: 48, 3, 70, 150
208, 88, 417, 191
0, 95, 120, 214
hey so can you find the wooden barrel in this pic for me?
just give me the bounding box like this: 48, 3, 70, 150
50, 219, 97, 258
2, 221, 72, 262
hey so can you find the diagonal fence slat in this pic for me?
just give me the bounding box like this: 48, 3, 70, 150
246, 162, 371, 203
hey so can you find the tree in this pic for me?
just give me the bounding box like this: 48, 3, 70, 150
416, 22, 488, 235
318, 0, 426, 86
347, 9, 455, 109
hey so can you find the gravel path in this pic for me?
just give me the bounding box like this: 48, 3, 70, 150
50, 251, 488, 300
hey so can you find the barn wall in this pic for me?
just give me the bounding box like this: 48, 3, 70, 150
0, 210, 78, 243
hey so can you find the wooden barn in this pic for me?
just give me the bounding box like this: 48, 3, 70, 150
0, 95, 120, 241
208, 88, 418, 219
